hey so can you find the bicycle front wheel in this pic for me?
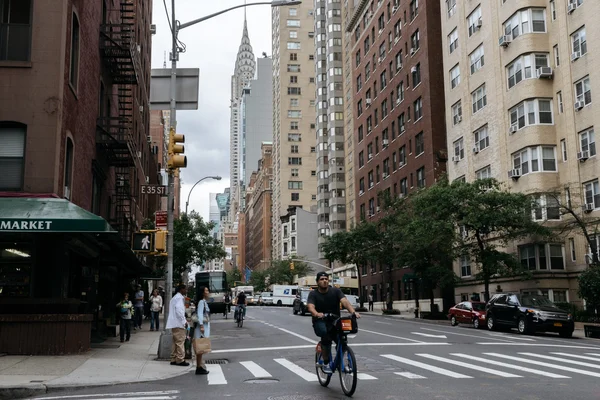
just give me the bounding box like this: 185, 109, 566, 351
339, 345, 357, 397
315, 342, 331, 387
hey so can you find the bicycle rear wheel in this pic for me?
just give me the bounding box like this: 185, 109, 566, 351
238, 314, 243, 328
315, 342, 331, 387
339, 345, 357, 397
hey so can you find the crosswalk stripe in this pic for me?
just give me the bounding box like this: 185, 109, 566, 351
452, 353, 570, 378
274, 358, 318, 382
518, 352, 600, 369
357, 373, 378, 380
31, 391, 180, 400
416, 354, 522, 378
206, 364, 228, 385
381, 354, 472, 378
394, 371, 427, 379
240, 361, 272, 378
586, 353, 600, 357
485, 353, 600, 378
551, 352, 600, 362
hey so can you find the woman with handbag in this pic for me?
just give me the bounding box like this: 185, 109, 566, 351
193, 286, 212, 375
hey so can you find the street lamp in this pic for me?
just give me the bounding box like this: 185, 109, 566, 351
160, 0, 301, 355
185, 176, 222, 214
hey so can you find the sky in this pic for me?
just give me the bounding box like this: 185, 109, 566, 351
150, 0, 272, 221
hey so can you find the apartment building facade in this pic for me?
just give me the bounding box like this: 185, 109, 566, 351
441, 0, 599, 305
348, 0, 448, 304
271, 3, 318, 260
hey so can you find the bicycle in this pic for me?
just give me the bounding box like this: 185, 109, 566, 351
315, 313, 358, 397
234, 305, 244, 328
223, 302, 230, 319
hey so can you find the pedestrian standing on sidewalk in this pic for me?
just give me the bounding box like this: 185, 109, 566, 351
193, 286, 211, 375
166, 284, 190, 366
117, 293, 133, 343
368, 293, 374, 311
133, 284, 144, 330
150, 289, 163, 331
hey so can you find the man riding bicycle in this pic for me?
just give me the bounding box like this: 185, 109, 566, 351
235, 290, 247, 321
307, 271, 360, 374
224, 292, 231, 316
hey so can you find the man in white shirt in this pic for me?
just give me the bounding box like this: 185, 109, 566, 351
166, 284, 190, 366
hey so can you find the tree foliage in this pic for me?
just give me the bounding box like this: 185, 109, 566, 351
248, 269, 269, 292
579, 266, 600, 311
226, 268, 242, 286
266, 259, 313, 285
173, 211, 226, 279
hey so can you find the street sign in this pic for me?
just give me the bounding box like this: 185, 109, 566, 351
150, 68, 200, 110
155, 211, 167, 228
141, 185, 167, 196
132, 232, 154, 252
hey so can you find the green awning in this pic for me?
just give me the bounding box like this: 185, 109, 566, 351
402, 273, 417, 283
0, 198, 115, 233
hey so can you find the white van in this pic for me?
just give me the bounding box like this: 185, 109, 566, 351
271, 285, 298, 306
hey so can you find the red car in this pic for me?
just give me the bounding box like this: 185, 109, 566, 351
448, 301, 487, 329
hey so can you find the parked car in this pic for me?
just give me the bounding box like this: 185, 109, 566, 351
448, 301, 487, 329
485, 293, 575, 338
258, 292, 273, 306
293, 288, 312, 315
341, 294, 359, 311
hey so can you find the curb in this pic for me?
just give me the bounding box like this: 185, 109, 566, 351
0, 383, 46, 400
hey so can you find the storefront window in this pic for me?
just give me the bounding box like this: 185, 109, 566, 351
0, 243, 32, 297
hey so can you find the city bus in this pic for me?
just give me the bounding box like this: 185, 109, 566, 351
195, 271, 228, 314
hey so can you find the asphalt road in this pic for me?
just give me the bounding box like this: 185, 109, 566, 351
29, 306, 600, 400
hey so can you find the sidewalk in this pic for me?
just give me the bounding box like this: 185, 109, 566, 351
0, 319, 194, 400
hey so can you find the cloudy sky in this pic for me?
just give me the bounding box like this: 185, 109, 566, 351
150, 0, 272, 221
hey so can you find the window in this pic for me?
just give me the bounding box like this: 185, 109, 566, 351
476, 165, 491, 180
467, 6, 482, 37
290, 145, 299, 153
289, 31, 297, 39
288, 87, 301, 95
571, 27, 587, 56
399, 113, 405, 133
469, 45, 485, 74
448, 29, 458, 53
416, 167, 425, 188
290, 99, 299, 107
507, 53, 549, 88
452, 101, 462, 125
575, 76, 591, 106
412, 63, 421, 86
447, 0, 457, 18
532, 194, 560, 221
288, 133, 301, 142
291, 193, 299, 201
395, 51, 403, 72
400, 178, 408, 195
287, 64, 300, 72
291, 168, 299, 177
397, 81, 405, 103
286, 20, 300, 27
503, 8, 546, 38
69, 13, 80, 90
287, 110, 301, 118
410, 0, 418, 20
415, 132, 424, 155
410, 30, 420, 52
0, 122, 26, 190
289, 8, 297, 16
290, 53, 298, 61
512, 146, 557, 175
288, 157, 302, 165
358, 125, 364, 142
557, 91, 563, 113
472, 85, 487, 114
553, 45, 559, 67
288, 181, 303, 189
359, 178, 365, 193
358, 151, 364, 168
584, 179, 600, 209
368, 170, 374, 188
474, 125, 489, 151
453, 137, 464, 160
287, 42, 301, 50
519, 244, 565, 270
569, 238, 576, 261
399, 146, 406, 166
414, 98, 423, 121
0, 0, 32, 61
510, 99, 553, 129
460, 255, 471, 277
561, 139, 567, 162
64, 138, 74, 199
450, 65, 460, 88
550, 0, 556, 20
579, 128, 596, 157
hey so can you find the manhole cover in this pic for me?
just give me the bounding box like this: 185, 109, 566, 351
205, 359, 229, 364
245, 378, 280, 384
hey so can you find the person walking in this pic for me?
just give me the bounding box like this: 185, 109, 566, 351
133, 284, 144, 330
150, 289, 163, 331
193, 286, 211, 375
166, 284, 190, 366
117, 293, 133, 343
368, 293, 374, 312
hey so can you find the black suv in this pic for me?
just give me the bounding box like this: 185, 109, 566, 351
485, 293, 574, 338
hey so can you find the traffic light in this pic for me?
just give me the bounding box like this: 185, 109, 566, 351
290, 261, 295, 270
154, 230, 167, 252
168, 128, 186, 170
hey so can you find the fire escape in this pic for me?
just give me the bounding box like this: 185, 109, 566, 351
97, 0, 142, 242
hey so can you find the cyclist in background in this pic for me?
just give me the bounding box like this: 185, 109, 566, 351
223, 291, 231, 316
235, 290, 247, 321
307, 271, 360, 374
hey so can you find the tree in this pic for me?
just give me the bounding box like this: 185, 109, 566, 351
266, 259, 313, 285
248, 269, 269, 292
579, 266, 600, 313
173, 211, 226, 279
226, 268, 242, 287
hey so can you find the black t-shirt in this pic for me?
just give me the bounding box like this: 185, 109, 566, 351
307, 287, 345, 322
237, 293, 246, 305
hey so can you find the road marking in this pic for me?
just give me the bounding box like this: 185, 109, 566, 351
240, 361, 272, 378
212, 345, 315, 353
394, 371, 427, 379
277, 327, 318, 344
421, 327, 514, 342
411, 332, 447, 338
452, 353, 570, 378
352, 342, 450, 347
206, 364, 228, 385
357, 373, 378, 380
485, 353, 600, 378
551, 352, 600, 362
375, 321, 393, 325
486, 333, 535, 341
416, 353, 521, 378
518, 352, 600, 369
360, 328, 424, 343
586, 353, 600, 357
31, 392, 180, 400
347, 334, 357, 339
476, 343, 600, 349
274, 358, 318, 381
381, 354, 472, 378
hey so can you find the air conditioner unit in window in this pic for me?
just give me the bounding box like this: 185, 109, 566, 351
536, 67, 553, 79
510, 124, 518, 134
398, 193, 405, 199
359, 190, 364, 195
583, 203, 595, 212
454, 115, 462, 124
411, 66, 417, 73
498, 35, 511, 47
383, 139, 389, 146
137, 151, 142, 158
146, 135, 152, 143
571, 51, 581, 62
378, 56, 383, 63
368, 153, 373, 160
366, 98, 372, 105
568, 2, 577, 13
452, 156, 460, 163
472, 145, 479, 154
575, 101, 585, 110
392, 6, 399, 13
369, 182, 374, 188
394, 36, 400, 45
477, 17, 483, 28
410, 47, 416, 56
396, 97, 401, 106
376, 206, 381, 212
577, 150, 590, 161
508, 168, 522, 179
383, 173, 388, 179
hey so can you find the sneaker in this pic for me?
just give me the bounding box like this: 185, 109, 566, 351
170, 361, 177, 365
195, 367, 209, 375
176, 361, 190, 367
322, 364, 333, 374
